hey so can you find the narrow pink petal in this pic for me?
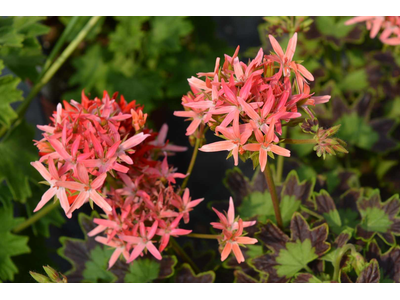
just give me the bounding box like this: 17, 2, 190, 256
67, 191, 89, 215
157, 124, 168, 144
90, 190, 112, 212
108, 248, 123, 269
48, 138, 71, 160
87, 225, 107, 237
146, 242, 162, 260
199, 141, 235, 152
128, 243, 146, 263
186, 118, 202, 136
242, 143, 261, 152
91, 173, 107, 190
232, 243, 245, 263
270, 145, 290, 157
31, 161, 52, 182
236, 237, 258, 245
56, 180, 85, 191
268, 35, 285, 59
121, 133, 150, 151
77, 164, 89, 185
221, 242, 232, 261
57, 189, 70, 217
285, 33, 297, 62
34, 187, 56, 212
227, 197, 235, 225
187, 198, 204, 209
259, 148, 268, 172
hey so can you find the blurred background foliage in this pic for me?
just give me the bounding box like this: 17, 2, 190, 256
0, 16, 399, 282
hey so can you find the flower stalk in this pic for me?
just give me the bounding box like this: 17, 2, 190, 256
180, 125, 204, 192
283, 138, 317, 145
13, 201, 59, 234
187, 233, 221, 239
169, 237, 200, 273
264, 163, 283, 229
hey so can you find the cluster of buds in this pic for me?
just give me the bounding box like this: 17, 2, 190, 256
174, 33, 331, 172
300, 119, 348, 159
30, 265, 67, 283
345, 16, 400, 46
32, 91, 202, 268
211, 198, 257, 263
262, 16, 313, 37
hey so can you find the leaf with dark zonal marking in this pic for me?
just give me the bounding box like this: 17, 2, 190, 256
234, 270, 268, 283
356, 259, 380, 283
175, 264, 215, 283
366, 240, 400, 283
292, 273, 323, 283
234, 170, 314, 227
356, 190, 400, 245
252, 213, 330, 282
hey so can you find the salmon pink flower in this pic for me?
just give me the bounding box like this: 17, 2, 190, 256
211, 197, 257, 264
345, 16, 400, 45
171, 188, 204, 224
30, 159, 71, 217
156, 215, 192, 252
120, 221, 162, 262
243, 120, 290, 172
57, 164, 111, 215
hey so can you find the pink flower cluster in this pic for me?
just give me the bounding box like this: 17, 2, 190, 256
32, 91, 202, 268
174, 33, 330, 172
212, 198, 257, 264
345, 16, 400, 45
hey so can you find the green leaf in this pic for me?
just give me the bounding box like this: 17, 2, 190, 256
315, 17, 353, 39
335, 112, 378, 151
124, 258, 160, 283
0, 121, 38, 202
0, 17, 24, 48
0, 60, 22, 127
275, 239, 318, 278
0, 17, 49, 81
356, 190, 400, 245
83, 246, 117, 283
252, 213, 330, 282
339, 69, 368, 92
0, 186, 30, 281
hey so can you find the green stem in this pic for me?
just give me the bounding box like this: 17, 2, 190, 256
12, 201, 59, 234
304, 265, 314, 274
275, 126, 287, 184
0, 16, 102, 139
187, 233, 221, 240
169, 237, 200, 273
40, 16, 81, 78
264, 163, 283, 229
180, 127, 202, 192
332, 244, 357, 282
283, 138, 317, 145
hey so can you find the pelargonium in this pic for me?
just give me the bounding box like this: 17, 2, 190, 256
174, 33, 333, 172
345, 16, 400, 45
32, 91, 201, 268
211, 197, 257, 263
